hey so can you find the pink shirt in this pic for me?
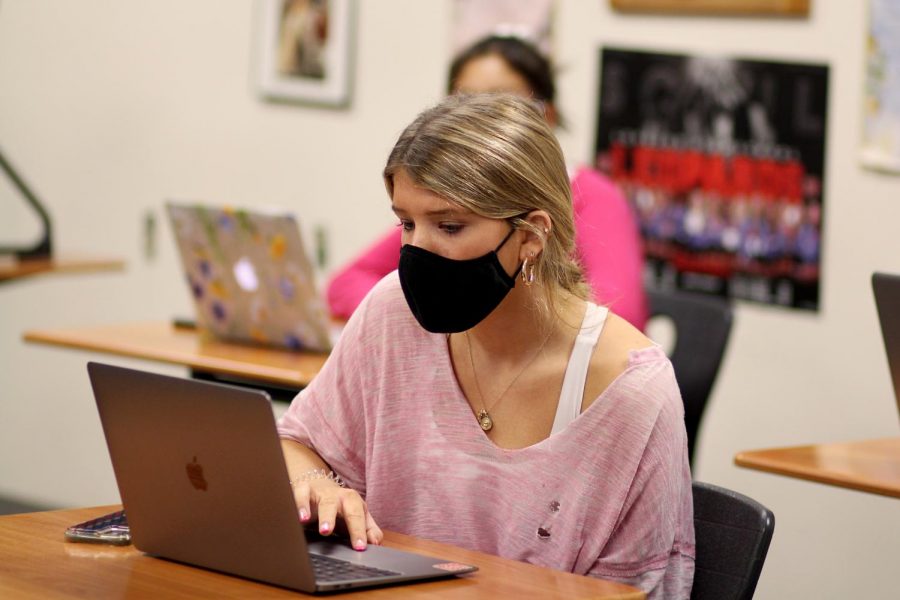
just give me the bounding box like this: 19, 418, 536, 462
278, 273, 694, 598
326, 167, 649, 330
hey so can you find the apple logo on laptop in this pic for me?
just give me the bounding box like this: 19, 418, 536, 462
185, 456, 208, 491
233, 257, 259, 292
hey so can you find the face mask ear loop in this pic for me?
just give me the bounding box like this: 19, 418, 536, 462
493, 225, 519, 253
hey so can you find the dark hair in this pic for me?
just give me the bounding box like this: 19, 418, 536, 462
447, 35, 556, 105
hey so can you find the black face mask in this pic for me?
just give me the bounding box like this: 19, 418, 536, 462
398, 228, 520, 333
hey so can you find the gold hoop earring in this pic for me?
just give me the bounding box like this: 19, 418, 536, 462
521, 255, 536, 286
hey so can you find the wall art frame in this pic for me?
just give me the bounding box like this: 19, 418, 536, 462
610, 0, 810, 16
257, 0, 356, 107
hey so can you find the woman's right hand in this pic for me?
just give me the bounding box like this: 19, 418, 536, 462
292, 477, 384, 551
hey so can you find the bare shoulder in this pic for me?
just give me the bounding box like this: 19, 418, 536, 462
581, 311, 657, 411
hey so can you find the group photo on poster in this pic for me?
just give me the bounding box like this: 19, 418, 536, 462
595, 48, 829, 310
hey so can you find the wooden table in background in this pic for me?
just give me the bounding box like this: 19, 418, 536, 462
23, 321, 327, 392
0, 506, 644, 599
735, 437, 900, 499
0, 255, 124, 283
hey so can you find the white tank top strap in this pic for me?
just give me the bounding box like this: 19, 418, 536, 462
550, 302, 609, 436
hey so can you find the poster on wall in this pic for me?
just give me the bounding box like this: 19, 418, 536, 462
451, 0, 555, 55
595, 48, 829, 310
861, 0, 900, 172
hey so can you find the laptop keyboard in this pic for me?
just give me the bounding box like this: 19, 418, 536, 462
310, 553, 401, 582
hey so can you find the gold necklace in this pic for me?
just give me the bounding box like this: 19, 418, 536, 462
464, 325, 555, 432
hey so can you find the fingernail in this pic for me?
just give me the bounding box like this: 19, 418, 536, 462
320, 522, 331, 533
299, 509, 309, 521
354, 539, 366, 551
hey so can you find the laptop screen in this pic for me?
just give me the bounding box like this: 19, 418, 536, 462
166, 202, 333, 352
872, 272, 900, 422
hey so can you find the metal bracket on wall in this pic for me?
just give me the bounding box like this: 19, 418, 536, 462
0, 147, 53, 260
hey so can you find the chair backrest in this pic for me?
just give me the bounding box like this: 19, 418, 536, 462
691, 481, 775, 600
647, 289, 733, 466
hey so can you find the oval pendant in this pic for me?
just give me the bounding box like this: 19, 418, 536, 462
478, 412, 494, 432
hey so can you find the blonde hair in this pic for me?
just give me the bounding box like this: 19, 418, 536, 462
383, 94, 588, 314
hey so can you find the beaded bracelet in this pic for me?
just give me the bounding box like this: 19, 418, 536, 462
290, 468, 345, 489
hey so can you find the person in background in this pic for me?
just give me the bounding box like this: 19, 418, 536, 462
278, 94, 694, 598
326, 35, 648, 330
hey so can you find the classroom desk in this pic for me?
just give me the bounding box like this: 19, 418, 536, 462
23, 321, 327, 395
734, 437, 900, 499
0, 506, 644, 599
0, 255, 124, 283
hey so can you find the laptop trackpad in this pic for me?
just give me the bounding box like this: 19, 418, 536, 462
305, 533, 476, 578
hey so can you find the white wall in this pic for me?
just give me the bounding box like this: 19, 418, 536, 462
1, 2, 897, 598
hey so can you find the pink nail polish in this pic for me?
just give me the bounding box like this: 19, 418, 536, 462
354, 539, 366, 551
320, 522, 330, 533
299, 509, 309, 521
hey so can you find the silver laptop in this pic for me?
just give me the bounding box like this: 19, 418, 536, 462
166, 201, 334, 352
87, 362, 477, 593
873, 272, 900, 422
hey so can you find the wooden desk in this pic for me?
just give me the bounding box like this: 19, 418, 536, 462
0, 255, 124, 283
23, 321, 327, 391
0, 506, 643, 599
735, 437, 900, 499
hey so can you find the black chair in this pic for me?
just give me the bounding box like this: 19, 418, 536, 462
691, 481, 775, 600
647, 289, 733, 466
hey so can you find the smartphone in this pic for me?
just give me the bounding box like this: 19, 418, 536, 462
64, 509, 131, 545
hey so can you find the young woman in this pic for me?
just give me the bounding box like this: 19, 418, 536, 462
325, 35, 648, 331
278, 94, 694, 598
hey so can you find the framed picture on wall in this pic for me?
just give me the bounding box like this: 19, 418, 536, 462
257, 0, 356, 107
451, 0, 556, 56
610, 0, 810, 16
860, 0, 900, 173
